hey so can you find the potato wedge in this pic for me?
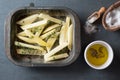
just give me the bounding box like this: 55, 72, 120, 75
68, 24, 73, 50
15, 41, 46, 52
44, 42, 68, 59
17, 36, 35, 43
59, 24, 67, 44
43, 24, 60, 34
17, 31, 26, 37
17, 14, 39, 25
24, 30, 48, 46
65, 16, 71, 40
35, 25, 47, 37
17, 35, 48, 46
46, 32, 59, 52
40, 29, 56, 39
17, 30, 34, 37
24, 29, 34, 38
45, 53, 69, 62
21, 20, 48, 30
66, 16, 71, 28
33, 36, 48, 46
17, 49, 45, 55
59, 17, 71, 44
39, 13, 64, 24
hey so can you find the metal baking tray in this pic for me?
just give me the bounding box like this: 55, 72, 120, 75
5, 6, 81, 67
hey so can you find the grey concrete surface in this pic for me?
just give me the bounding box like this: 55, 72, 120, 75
0, 0, 119, 80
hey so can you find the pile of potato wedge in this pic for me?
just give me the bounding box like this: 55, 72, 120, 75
15, 13, 73, 62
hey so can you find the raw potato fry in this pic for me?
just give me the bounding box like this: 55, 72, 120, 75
40, 29, 56, 39
59, 24, 67, 44
21, 19, 48, 30
17, 49, 45, 55
46, 32, 60, 52
45, 53, 69, 62
59, 17, 71, 44
15, 41, 46, 52
33, 36, 48, 46
68, 24, 73, 51
39, 13, 64, 24
18, 23, 48, 46
17, 14, 39, 25
44, 42, 68, 59
17, 36, 35, 43
24, 29, 34, 38
43, 24, 60, 34
17, 31, 26, 37
17, 30, 34, 37
17, 36, 48, 46
18, 29, 48, 46
66, 16, 71, 28
65, 16, 71, 40
35, 25, 46, 37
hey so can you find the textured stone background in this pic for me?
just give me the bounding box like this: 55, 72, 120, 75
0, 0, 119, 80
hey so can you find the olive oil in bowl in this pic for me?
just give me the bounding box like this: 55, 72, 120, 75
84, 41, 113, 70
87, 44, 108, 66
